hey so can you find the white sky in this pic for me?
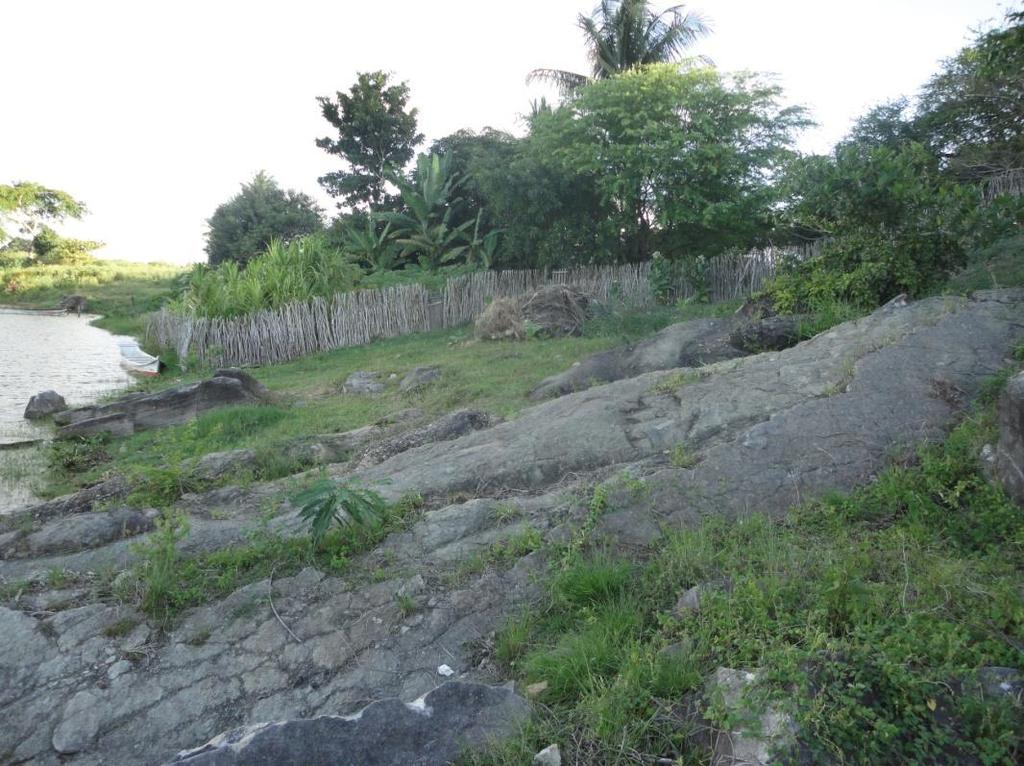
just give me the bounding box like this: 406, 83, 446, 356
1, 0, 1011, 264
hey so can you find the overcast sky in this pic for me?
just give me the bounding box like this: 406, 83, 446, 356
2, 0, 1011, 264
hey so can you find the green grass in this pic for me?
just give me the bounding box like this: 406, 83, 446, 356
124, 492, 424, 625
464, 371, 1024, 766
42, 303, 700, 503
0, 257, 185, 336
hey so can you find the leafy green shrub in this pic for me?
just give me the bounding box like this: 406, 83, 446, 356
292, 479, 388, 544
47, 435, 110, 475
173, 234, 362, 318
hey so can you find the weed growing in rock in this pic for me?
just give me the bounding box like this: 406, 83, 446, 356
292, 479, 388, 544
668, 444, 699, 469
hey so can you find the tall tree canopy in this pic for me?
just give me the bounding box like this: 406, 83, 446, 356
531, 64, 807, 259
528, 0, 710, 95
0, 181, 86, 242
205, 172, 323, 266
316, 71, 424, 212
916, 9, 1024, 181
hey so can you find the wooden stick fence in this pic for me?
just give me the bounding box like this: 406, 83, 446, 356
150, 247, 806, 368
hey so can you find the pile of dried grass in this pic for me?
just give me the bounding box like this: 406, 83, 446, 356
474, 297, 525, 340
474, 285, 591, 341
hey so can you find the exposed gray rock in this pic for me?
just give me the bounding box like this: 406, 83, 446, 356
530, 318, 743, 400
399, 366, 442, 392
343, 370, 384, 394
533, 743, 562, 766
703, 668, 800, 766
3, 475, 129, 527
1, 291, 1023, 765
358, 409, 498, 468
55, 369, 270, 438
52, 690, 103, 754
168, 681, 529, 766
729, 315, 810, 353
24, 390, 67, 420
673, 579, 732, 616
1, 507, 157, 559
994, 371, 1024, 505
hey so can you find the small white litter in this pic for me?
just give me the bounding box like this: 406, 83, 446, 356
437, 664, 455, 677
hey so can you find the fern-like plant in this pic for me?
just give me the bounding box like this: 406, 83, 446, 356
292, 479, 387, 544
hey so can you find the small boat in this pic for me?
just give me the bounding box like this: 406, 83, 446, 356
0, 306, 71, 317
118, 340, 162, 377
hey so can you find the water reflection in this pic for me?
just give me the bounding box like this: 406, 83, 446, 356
0, 310, 134, 511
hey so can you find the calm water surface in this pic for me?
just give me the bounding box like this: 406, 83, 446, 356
0, 311, 134, 511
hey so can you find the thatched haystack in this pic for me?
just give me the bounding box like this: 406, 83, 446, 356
475, 285, 591, 340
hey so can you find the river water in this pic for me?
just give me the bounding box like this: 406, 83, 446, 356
0, 310, 134, 511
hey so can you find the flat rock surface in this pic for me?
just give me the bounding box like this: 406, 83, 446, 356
1, 290, 1022, 765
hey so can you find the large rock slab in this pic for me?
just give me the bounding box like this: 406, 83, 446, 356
54, 369, 270, 438
994, 371, 1024, 505
530, 318, 743, 400
2, 291, 1023, 766
168, 681, 530, 766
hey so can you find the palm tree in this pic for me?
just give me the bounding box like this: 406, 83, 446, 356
528, 1, 710, 95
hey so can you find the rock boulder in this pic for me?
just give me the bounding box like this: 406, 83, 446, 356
24, 390, 67, 420
994, 371, 1024, 505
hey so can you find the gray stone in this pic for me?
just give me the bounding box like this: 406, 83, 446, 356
24, 390, 67, 420
4, 474, 129, 527
705, 668, 797, 766
673, 579, 733, 616
1, 291, 1023, 766
994, 372, 1024, 505
52, 690, 103, 754
530, 318, 744, 400
399, 366, 442, 392
343, 370, 385, 394
729, 315, 811, 353
532, 744, 561, 765
358, 409, 497, 467
168, 682, 530, 766
54, 369, 270, 438
1, 507, 157, 559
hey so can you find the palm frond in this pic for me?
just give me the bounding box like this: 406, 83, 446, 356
526, 68, 590, 96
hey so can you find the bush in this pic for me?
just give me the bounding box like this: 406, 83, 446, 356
173, 234, 362, 318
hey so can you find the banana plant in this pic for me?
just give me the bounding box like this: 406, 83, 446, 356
341, 217, 398, 273
376, 153, 475, 271
465, 211, 503, 269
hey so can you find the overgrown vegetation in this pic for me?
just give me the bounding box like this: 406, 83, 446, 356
465, 371, 1024, 765
128, 492, 423, 624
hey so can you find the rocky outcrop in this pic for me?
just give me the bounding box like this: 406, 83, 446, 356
2, 475, 129, 527
529, 314, 814, 401
530, 318, 744, 400
24, 390, 67, 420
728, 315, 810, 354
399, 365, 441, 393
54, 369, 270, 438
1, 290, 1022, 765
342, 370, 384, 394
167, 681, 530, 766
994, 371, 1024, 505
357, 409, 498, 467
0, 507, 157, 559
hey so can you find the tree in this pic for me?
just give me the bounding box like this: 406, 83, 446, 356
376, 154, 475, 270
530, 64, 807, 260
205, 172, 323, 266
916, 10, 1024, 181
316, 72, 424, 212
528, 0, 710, 95
0, 182, 86, 243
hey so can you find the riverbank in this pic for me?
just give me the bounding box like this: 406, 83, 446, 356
0, 258, 185, 337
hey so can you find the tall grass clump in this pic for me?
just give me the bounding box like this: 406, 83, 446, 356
172, 234, 362, 318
